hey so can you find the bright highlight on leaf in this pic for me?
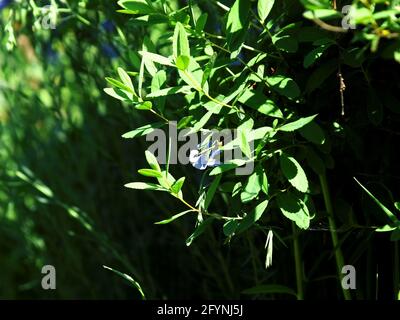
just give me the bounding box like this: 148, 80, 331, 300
277, 192, 310, 229
280, 153, 309, 193
258, 0, 275, 23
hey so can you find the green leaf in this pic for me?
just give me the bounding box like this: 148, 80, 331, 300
150, 70, 166, 93
238, 90, 283, 118
177, 115, 194, 129
258, 0, 275, 23
139, 51, 173, 66
117, 67, 134, 91
279, 115, 318, 132
226, 0, 249, 34
138, 168, 163, 178
238, 115, 254, 131
352, 7, 374, 25
157, 171, 177, 190
223, 127, 274, 151
303, 9, 341, 20
103, 265, 145, 299
271, 23, 300, 53
266, 75, 300, 99
176, 55, 190, 71
242, 284, 297, 296
104, 87, 134, 101
376, 224, 397, 232
122, 122, 165, 139
124, 182, 165, 191
223, 219, 240, 237
261, 170, 269, 195
138, 53, 145, 99
280, 153, 309, 193
170, 177, 185, 194
226, 0, 250, 52
147, 85, 192, 98
16, 171, 54, 198
300, 0, 332, 11
186, 218, 215, 246
142, 37, 158, 76
223, 127, 275, 151
118, 0, 156, 15
240, 166, 265, 203
195, 13, 208, 33
303, 44, 331, 68
155, 210, 192, 225
247, 53, 268, 67
209, 159, 247, 175
354, 178, 399, 225
156, 171, 183, 197
204, 175, 222, 210
135, 101, 152, 110
239, 129, 252, 159
123, 13, 169, 24
236, 199, 269, 233
272, 35, 298, 53
394, 49, 400, 64
253, 126, 274, 140
277, 192, 310, 229
299, 121, 325, 144
232, 182, 242, 197
173, 22, 190, 59
178, 58, 209, 93
188, 110, 213, 134
372, 9, 400, 21
105, 77, 135, 94
145, 150, 161, 172
204, 45, 214, 56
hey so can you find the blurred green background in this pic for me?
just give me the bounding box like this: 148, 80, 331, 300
0, 0, 190, 299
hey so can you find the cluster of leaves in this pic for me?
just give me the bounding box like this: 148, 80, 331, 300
302, 0, 400, 55
104, 0, 400, 298
106, 0, 399, 243
106, 0, 322, 238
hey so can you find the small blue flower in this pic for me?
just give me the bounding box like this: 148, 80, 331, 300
101, 43, 119, 59
189, 139, 222, 170
0, 0, 13, 10
101, 20, 115, 33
